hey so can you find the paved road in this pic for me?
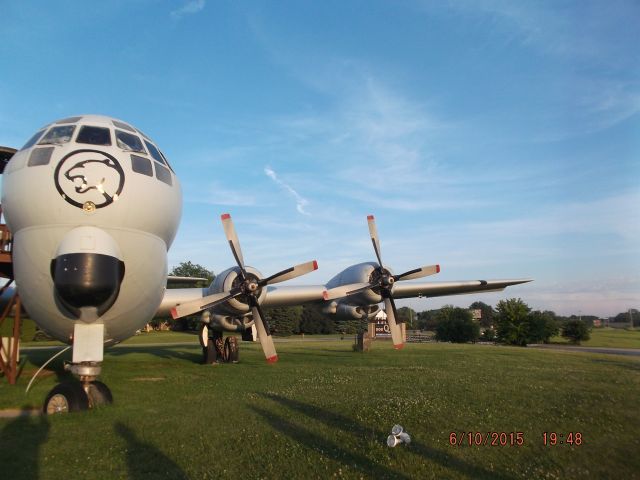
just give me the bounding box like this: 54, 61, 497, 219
529, 344, 640, 357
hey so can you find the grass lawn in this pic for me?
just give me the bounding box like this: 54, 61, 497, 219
1, 339, 638, 479
551, 327, 640, 349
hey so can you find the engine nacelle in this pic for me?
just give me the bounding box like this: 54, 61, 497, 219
205, 266, 267, 316
322, 301, 380, 320
325, 262, 389, 305
201, 310, 254, 332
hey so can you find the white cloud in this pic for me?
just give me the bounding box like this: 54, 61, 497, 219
171, 0, 205, 19
264, 166, 310, 215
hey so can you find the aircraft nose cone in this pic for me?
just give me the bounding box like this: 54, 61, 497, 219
50, 226, 125, 320
52, 253, 125, 319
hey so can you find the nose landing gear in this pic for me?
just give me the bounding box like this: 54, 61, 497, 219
42, 363, 113, 414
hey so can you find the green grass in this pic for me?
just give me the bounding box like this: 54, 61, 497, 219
1, 340, 639, 479
551, 327, 640, 349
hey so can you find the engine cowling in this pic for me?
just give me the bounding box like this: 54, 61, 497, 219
205, 266, 267, 316
321, 301, 380, 320
325, 262, 391, 305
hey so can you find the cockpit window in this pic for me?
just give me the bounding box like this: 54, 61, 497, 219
155, 163, 173, 186
159, 150, 174, 172
112, 120, 136, 133
131, 154, 153, 177
55, 116, 82, 124
76, 126, 112, 146
28, 147, 54, 166
38, 125, 76, 145
21, 129, 46, 150
115, 130, 145, 153
144, 140, 166, 165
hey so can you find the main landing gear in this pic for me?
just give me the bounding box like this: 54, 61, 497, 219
199, 325, 240, 365
42, 362, 113, 414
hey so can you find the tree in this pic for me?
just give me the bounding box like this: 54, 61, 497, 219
397, 307, 417, 329
416, 310, 439, 331
336, 319, 360, 335
482, 327, 496, 342
264, 306, 301, 337
612, 309, 639, 327
495, 298, 531, 346
299, 305, 335, 334
469, 301, 495, 328
527, 310, 559, 344
562, 320, 590, 345
168, 261, 215, 288
434, 306, 480, 343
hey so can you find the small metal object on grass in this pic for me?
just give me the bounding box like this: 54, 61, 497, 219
387, 425, 411, 447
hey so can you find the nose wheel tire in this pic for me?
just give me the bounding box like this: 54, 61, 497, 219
43, 382, 89, 414
86, 381, 113, 407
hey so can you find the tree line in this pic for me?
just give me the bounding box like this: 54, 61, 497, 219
423, 299, 591, 346
265, 298, 592, 346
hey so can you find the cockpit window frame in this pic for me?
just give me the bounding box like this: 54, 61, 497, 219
112, 120, 136, 133
159, 150, 174, 173
76, 125, 112, 146
38, 125, 76, 146
143, 140, 167, 166
21, 129, 46, 150
115, 129, 146, 154
55, 116, 82, 124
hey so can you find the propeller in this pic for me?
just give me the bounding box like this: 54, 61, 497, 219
171, 213, 318, 363
325, 215, 440, 349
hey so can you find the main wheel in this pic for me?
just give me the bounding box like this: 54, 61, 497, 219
224, 336, 239, 363
43, 383, 89, 415
86, 381, 113, 407
214, 334, 224, 362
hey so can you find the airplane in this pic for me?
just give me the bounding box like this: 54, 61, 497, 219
0, 114, 531, 414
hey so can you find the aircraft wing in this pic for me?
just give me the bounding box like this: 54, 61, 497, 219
155, 285, 327, 317
391, 278, 532, 299
157, 288, 207, 317
157, 279, 531, 317
166, 275, 208, 284
262, 285, 327, 306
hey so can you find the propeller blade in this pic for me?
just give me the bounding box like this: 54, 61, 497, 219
170, 289, 240, 319
394, 264, 440, 281
367, 215, 383, 267
260, 260, 318, 286
323, 282, 372, 301
251, 304, 278, 363
383, 296, 404, 349
221, 213, 245, 272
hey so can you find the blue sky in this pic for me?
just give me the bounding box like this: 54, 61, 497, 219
1, 1, 638, 316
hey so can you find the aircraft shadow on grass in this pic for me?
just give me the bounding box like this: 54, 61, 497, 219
114, 422, 187, 480
255, 393, 516, 480
0, 414, 50, 480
